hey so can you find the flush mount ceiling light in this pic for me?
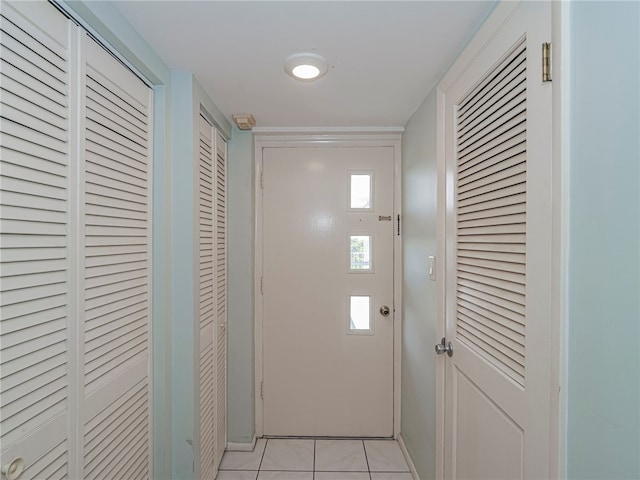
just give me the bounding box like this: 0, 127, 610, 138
284, 53, 328, 81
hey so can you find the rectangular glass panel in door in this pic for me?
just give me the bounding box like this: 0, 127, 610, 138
349, 172, 373, 210
349, 295, 371, 332
349, 235, 372, 271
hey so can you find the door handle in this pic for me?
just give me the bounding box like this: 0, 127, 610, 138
435, 337, 453, 357
2, 458, 24, 480
379, 305, 390, 317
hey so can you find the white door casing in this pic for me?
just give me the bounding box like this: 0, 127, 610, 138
436, 2, 556, 479
254, 133, 402, 438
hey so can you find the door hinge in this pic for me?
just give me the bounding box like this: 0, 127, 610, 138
261, 171, 264, 189
261, 277, 264, 294
542, 42, 552, 82
397, 214, 401, 236
261, 382, 264, 399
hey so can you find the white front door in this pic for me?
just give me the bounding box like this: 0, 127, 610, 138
439, 2, 555, 478
261, 146, 395, 437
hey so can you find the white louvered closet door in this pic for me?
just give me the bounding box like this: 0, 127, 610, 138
0, 1, 71, 477
442, 2, 553, 479
80, 34, 153, 480
197, 118, 227, 478
198, 114, 216, 480
1, 2, 152, 477
214, 131, 227, 467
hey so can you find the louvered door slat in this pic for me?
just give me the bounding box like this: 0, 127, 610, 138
1, 102, 66, 141
0, 54, 66, 105
458, 45, 526, 127
87, 100, 147, 144
457, 298, 524, 339
459, 150, 526, 190
458, 58, 526, 136
456, 40, 528, 387
458, 165, 526, 199
21, 439, 68, 480
0, 37, 65, 91
83, 382, 149, 480
458, 117, 526, 165
458, 85, 526, 146
0, 2, 70, 475
2, 120, 67, 154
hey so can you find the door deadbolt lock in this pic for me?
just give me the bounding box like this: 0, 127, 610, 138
379, 305, 390, 317
435, 337, 453, 357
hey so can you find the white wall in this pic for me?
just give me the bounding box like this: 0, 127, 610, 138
400, 89, 439, 479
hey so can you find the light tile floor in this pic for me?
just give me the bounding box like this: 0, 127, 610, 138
217, 439, 413, 480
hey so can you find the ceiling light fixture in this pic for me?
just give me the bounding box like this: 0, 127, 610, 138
285, 53, 328, 81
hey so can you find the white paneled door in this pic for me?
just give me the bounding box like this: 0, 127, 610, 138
1, 1, 152, 478
439, 2, 554, 478
261, 146, 395, 437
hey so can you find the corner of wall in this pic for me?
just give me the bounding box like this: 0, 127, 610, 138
226, 127, 257, 444
400, 86, 439, 480
170, 70, 197, 478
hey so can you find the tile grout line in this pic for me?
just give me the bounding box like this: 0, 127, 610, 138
256, 437, 268, 479
362, 439, 373, 480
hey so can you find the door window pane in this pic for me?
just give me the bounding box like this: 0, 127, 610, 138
350, 296, 371, 331
350, 235, 371, 271
350, 173, 372, 209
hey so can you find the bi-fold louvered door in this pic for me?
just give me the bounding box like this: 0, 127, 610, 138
0, 1, 153, 478
80, 33, 152, 480
198, 114, 216, 479
214, 130, 227, 468
0, 3, 72, 478
197, 115, 227, 479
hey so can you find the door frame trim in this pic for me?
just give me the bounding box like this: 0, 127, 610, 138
435, 1, 566, 478
253, 132, 403, 438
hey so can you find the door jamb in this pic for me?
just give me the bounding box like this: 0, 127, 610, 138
253, 131, 403, 438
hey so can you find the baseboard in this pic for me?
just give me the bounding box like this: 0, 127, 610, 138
226, 434, 258, 452
397, 433, 421, 480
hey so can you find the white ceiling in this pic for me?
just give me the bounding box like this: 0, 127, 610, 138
113, 1, 496, 128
